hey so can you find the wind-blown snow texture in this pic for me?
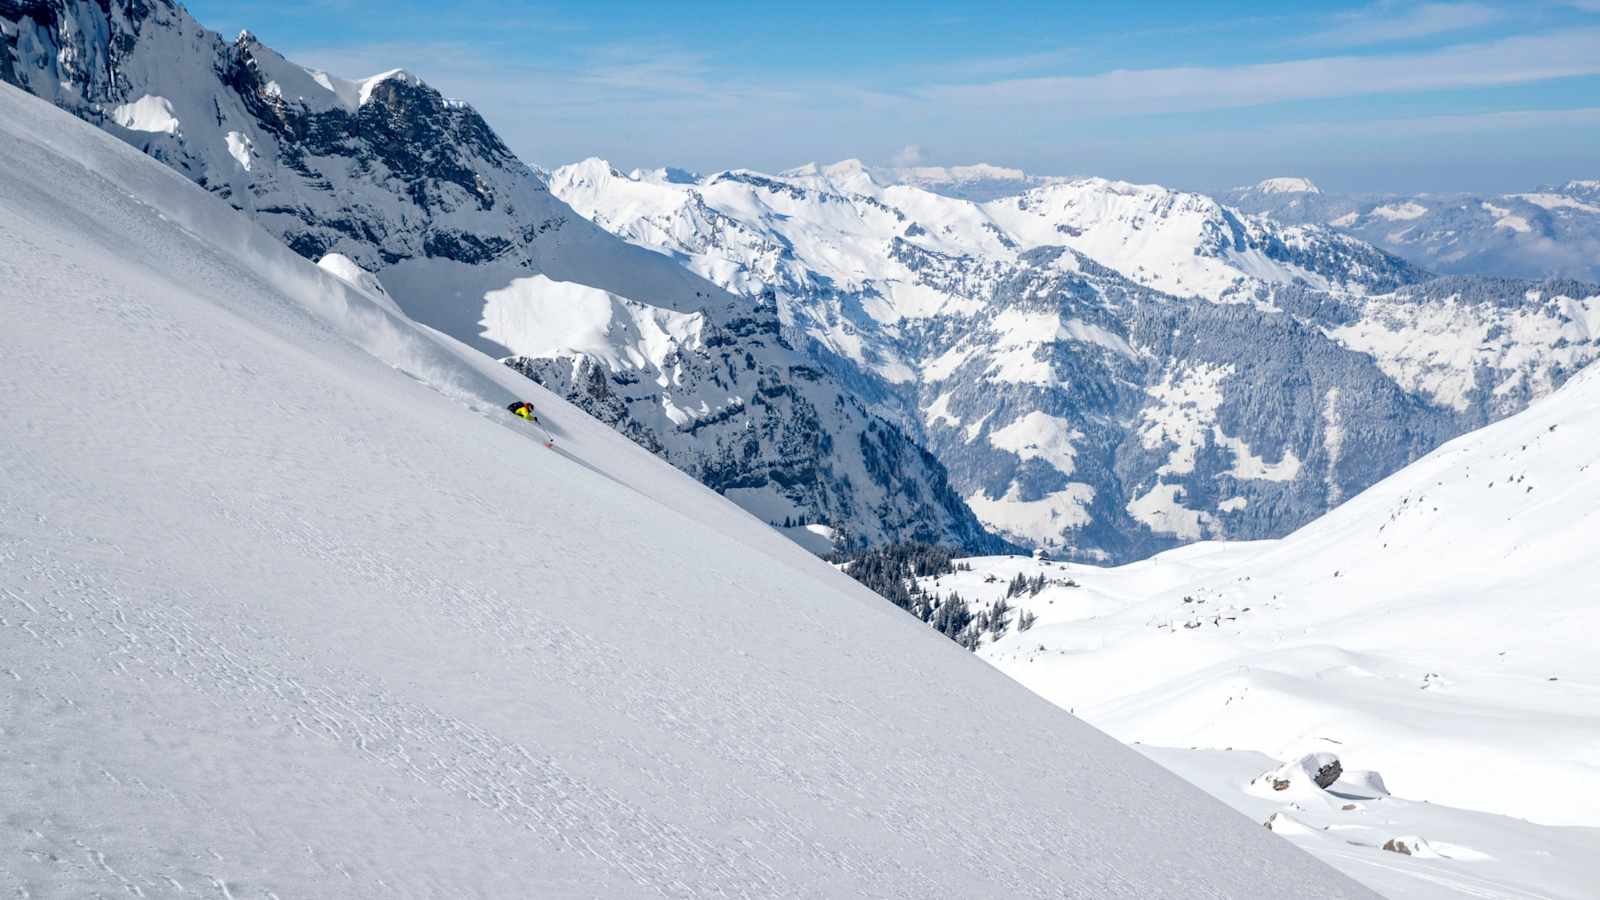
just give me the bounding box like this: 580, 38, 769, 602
0, 0, 995, 554
0, 84, 1377, 898
551, 159, 1600, 561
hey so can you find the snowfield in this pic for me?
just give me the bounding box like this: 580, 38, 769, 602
911, 351, 1600, 897
1144, 748, 1600, 900
0, 85, 1376, 897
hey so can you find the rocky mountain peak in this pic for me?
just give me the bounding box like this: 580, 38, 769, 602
0, 0, 1004, 555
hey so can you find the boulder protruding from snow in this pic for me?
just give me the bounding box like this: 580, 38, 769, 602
1252, 753, 1343, 794
1382, 836, 1442, 858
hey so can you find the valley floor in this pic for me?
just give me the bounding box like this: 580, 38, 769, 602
914, 546, 1600, 900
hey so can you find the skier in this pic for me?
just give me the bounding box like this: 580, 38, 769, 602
507, 400, 555, 448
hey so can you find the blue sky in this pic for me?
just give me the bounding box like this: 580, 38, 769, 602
189, 1, 1600, 193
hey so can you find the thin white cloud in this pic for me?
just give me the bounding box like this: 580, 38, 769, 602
891, 144, 924, 166
574, 48, 712, 96
941, 49, 1077, 78
1200, 105, 1600, 144
921, 29, 1600, 114
282, 26, 1600, 181
1308, 2, 1505, 47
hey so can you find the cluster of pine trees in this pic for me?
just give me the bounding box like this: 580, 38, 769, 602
839, 543, 1017, 652
1004, 571, 1076, 599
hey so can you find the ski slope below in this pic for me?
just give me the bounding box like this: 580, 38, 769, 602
0, 86, 1372, 897
1144, 747, 1600, 900
912, 356, 1600, 896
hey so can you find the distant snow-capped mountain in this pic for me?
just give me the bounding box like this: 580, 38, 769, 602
9, 0, 1595, 563
1223, 177, 1600, 282
549, 158, 1600, 561
1248, 176, 1323, 195
788, 160, 1071, 202
0, 0, 998, 553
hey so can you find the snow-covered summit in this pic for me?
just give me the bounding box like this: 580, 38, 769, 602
774, 158, 1070, 202
1562, 178, 1600, 200
778, 157, 884, 194
0, 81, 1372, 898
231, 30, 387, 114
874, 161, 1070, 200
900, 162, 1033, 182
1247, 176, 1323, 194
629, 164, 701, 184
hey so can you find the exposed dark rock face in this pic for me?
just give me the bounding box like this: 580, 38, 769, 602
1, 0, 1001, 553
504, 296, 1004, 553
545, 161, 1600, 562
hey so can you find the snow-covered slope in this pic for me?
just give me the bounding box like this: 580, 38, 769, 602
0, 0, 997, 553
940, 352, 1600, 822
550, 159, 1600, 561
1145, 747, 1600, 900
0, 83, 1378, 898
907, 359, 1600, 895
899, 350, 1600, 894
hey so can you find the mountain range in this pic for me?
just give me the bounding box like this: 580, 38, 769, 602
6, 1, 1598, 564
0, 0, 995, 553
1223, 176, 1600, 282
549, 159, 1600, 560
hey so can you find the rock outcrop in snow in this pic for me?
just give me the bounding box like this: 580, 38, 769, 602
1251, 753, 1343, 793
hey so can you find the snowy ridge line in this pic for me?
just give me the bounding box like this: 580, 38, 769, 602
10, 0, 1590, 564
550, 156, 1595, 562
1223, 177, 1600, 283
